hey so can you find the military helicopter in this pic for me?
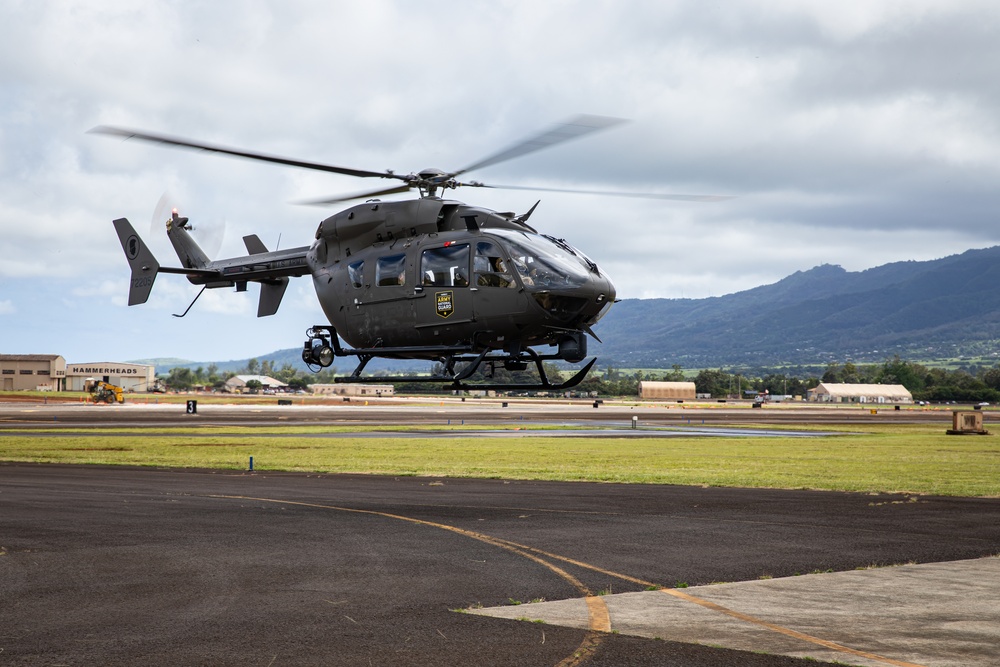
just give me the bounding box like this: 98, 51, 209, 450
93, 116, 724, 390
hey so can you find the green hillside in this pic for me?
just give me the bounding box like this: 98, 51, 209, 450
591, 246, 1000, 367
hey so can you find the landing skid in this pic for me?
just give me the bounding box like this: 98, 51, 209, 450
302, 325, 596, 391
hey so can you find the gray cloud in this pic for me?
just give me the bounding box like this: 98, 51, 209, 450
2, 0, 1000, 361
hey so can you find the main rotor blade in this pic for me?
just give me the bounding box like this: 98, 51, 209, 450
467, 181, 733, 202
294, 184, 415, 206
453, 115, 627, 177
89, 126, 396, 180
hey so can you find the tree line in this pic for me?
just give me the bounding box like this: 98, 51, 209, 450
162, 358, 337, 392
161, 354, 1000, 402
576, 356, 1000, 402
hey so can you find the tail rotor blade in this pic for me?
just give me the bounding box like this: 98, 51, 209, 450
151, 192, 225, 259
150, 191, 176, 237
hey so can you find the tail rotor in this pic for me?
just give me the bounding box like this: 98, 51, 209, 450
150, 191, 226, 260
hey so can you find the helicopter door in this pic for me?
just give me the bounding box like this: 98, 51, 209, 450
416, 243, 473, 330
343, 251, 419, 346
472, 238, 525, 323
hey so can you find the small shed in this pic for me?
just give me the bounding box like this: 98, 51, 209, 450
807, 382, 912, 404
638, 381, 697, 400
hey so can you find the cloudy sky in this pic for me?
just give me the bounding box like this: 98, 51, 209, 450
3, 1, 1000, 365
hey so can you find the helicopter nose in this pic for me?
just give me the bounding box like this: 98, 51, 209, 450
529, 272, 616, 327
586, 272, 616, 325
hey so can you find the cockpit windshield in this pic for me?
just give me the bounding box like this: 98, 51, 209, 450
489, 229, 593, 290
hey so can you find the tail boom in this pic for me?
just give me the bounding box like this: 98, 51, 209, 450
113, 216, 309, 317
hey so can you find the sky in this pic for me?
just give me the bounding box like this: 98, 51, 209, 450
3, 0, 1000, 364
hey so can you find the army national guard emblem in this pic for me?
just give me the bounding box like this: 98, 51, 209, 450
435, 291, 455, 318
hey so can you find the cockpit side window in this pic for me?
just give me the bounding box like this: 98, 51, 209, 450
376, 253, 406, 287
348, 260, 364, 288
474, 240, 515, 288
421, 244, 470, 287
490, 229, 590, 289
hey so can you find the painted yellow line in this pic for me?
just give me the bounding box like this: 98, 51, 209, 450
209, 495, 609, 665
659, 588, 927, 667
583, 596, 611, 633
554, 625, 605, 667
210, 494, 925, 667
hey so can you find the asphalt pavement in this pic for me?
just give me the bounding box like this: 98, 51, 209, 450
3, 463, 999, 666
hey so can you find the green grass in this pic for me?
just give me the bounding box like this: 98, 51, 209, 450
1, 423, 998, 496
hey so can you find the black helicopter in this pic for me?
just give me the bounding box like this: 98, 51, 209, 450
94, 116, 724, 390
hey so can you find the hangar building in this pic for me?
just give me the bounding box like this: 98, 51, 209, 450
807, 382, 913, 404
225, 375, 289, 392
66, 362, 155, 392
638, 381, 697, 400
0, 355, 67, 391
310, 384, 395, 397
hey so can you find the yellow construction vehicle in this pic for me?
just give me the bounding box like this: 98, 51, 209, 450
85, 379, 125, 404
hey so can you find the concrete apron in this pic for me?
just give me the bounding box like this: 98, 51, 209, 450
470, 557, 1000, 667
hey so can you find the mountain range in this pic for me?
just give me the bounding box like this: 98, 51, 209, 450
142, 246, 1000, 372
590, 246, 1000, 367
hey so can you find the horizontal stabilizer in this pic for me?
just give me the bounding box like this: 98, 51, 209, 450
243, 234, 269, 255
113, 218, 159, 305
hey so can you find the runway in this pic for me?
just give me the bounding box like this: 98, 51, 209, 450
2, 398, 998, 666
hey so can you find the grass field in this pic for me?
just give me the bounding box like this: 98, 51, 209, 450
1, 423, 997, 496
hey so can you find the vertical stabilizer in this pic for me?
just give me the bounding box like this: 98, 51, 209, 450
112, 218, 159, 305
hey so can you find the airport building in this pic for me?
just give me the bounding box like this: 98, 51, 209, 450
2, 356, 156, 392
224, 375, 289, 392
638, 381, 697, 400
807, 382, 913, 404
0, 354, 67, 391
65, 362, 156, 392
310, 383, 395, 397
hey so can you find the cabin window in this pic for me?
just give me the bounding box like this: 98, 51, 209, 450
376, 254, 406, 287
348, 260, 364, 288
421, 244, 470, 287
474, 241, 515, 288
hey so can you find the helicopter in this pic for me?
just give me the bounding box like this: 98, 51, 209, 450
94, 116, 725, 390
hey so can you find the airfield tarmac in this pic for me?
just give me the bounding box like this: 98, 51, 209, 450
0, 393, 967, 427
2, 397, 999, 666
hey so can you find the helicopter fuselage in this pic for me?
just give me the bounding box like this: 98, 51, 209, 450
307, 197, 615, 361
